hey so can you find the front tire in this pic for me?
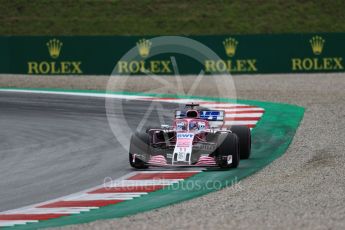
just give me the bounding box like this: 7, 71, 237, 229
129, 132, 150, 169
229, 126, 251, 159
216, 133, 239, 169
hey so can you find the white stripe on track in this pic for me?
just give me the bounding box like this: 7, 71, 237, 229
0, 220, 39, 227
224, 121, 258, 125
0, 89, 150, 100
225, 113, 263, 118
2, 208, 97, 214
223, 108, 264, 112
66, 193, 144, 201
209, 121, 225, 127
109, 179, 182, 187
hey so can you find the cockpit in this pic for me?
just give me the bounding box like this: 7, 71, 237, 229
175, 119, 208, 132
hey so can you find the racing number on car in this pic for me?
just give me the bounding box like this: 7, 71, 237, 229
177, 152, 186, 161
177, 147, 187, 161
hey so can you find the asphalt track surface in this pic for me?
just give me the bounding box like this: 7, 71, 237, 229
0, 92, 177, 212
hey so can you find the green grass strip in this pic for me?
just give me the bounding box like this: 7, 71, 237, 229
1, 0, 344, 35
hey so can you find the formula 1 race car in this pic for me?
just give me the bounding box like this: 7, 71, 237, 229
129, 103, 251, 169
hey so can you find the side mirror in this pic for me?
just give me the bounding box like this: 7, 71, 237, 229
161, 124, 170, 129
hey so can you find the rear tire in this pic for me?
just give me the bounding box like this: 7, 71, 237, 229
216, 133, 239, 169
129, 132, 150, 169
229, 126, 251, 159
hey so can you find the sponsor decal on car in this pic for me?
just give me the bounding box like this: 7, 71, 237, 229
173, 133, 194, 164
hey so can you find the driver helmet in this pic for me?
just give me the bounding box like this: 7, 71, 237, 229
189, 121, 198, 130
176, 121, 186, 131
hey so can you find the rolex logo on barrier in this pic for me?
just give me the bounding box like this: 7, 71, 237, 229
137, 39, 152, 58
223, 37, 238, 57
291, 35, 343, 71
204, 37, 258, 73
116, 38, 172, 74
27, 38, 82, 74
310, 36, 325, 55
47, 39, 63, 59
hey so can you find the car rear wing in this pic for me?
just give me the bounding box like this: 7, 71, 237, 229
175, 110, 225, 121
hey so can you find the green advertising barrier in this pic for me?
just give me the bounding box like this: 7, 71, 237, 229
0, 33, 344, 75
0, 37, 10, 74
